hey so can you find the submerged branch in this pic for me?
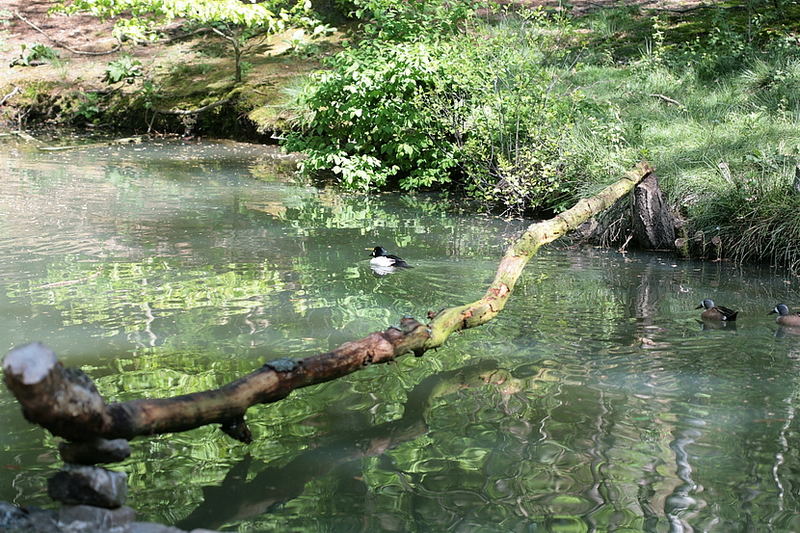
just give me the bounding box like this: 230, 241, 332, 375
2, 163, 652, 445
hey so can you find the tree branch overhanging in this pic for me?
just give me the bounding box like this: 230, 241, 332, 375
2, 162, 653, 445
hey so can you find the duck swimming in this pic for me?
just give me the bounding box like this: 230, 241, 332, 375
770, 304, 800, 327
696, 298, 738, 321
369, 246, 411, 268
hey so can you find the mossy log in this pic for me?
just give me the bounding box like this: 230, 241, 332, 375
2, 162, 653, 445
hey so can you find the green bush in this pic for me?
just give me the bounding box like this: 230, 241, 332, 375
104, 55, 143, 84
285, 41, 462, 191
351, 0, 478, 40
286, 10, 625, 214
10, 42, 58, 67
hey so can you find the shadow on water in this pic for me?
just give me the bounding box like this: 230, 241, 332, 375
176, 360, 498, 531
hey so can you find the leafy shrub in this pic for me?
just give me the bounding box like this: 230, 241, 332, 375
10, 43, 59, 67
104, 55, 143, 84
351, 0, 477, 41
62, 92, 103, 124
285, 41, 461, 191
286, 10, 625, 214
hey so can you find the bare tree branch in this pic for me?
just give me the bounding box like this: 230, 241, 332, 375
649, 93, 684, 107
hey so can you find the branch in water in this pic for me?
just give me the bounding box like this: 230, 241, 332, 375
2, 162, 653, 445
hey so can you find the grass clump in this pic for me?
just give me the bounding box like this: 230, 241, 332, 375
562, 4, 800, 268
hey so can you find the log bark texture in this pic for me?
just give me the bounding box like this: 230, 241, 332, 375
631, 171, 676, 250
3, 163, 653, 444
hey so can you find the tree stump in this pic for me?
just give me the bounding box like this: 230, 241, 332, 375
632, 171, 676, 250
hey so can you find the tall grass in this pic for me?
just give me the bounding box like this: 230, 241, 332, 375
520, 4, 800, 270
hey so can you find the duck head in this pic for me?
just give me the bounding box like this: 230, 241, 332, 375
696, 298, 715, 310
770, 303, 790, 316
370, 246, 388, 258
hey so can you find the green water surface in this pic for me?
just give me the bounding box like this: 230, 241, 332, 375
1, 139, 800, 532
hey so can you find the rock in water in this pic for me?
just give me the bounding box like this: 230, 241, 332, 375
59, 505, 136, 531
47, 464, 128, 508
59, 438, 132, 465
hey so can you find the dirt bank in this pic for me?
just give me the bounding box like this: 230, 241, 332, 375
1, 2, 341, 138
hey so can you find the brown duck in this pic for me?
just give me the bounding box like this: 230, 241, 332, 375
696, 299, 738, 321
770, 304, 800, 327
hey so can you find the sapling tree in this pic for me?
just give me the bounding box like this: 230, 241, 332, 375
59, 0, 318, 82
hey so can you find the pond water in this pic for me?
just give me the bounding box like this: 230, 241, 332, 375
2, 138, 800, 532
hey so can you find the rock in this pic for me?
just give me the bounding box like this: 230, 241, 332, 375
59, 439, 132, 465
0, 501, 29, 527
0, 502, 59, 532
0, 501, 224, 533
47, 464, 128, 508
130, 524, 220, 533
59, 505, 135, 531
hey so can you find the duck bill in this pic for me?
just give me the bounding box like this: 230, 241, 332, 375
769, 309, 777, 315
694, 305, 704, 310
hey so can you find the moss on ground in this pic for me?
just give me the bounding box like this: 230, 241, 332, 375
1, 22, 341, 138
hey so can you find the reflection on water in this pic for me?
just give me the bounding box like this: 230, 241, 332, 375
2, 139, 800, 531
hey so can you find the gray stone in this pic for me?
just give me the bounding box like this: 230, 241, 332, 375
59, 505, 135, 531
28, 509, 61, 533
0, 502, 59, 533
128, 523, 223, 533
47, 464, 128, 508
0, 501, 29, 527
59, 439, 132, 465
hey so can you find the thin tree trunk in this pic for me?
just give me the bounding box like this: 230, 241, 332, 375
2, 163, 653, 445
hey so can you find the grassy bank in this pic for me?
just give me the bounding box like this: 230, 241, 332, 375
4, 1, 800, 270
285, 1, 800, 270
561, 5, 800, 269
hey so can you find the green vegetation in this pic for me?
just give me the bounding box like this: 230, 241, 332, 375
59, 0, 321, 82
10, 42, 59, 66
285, 0, 800, 269
104, 55, 143, 84
563, 3, 800, 269
5, 0, 800, 269
285, 0, 617, 212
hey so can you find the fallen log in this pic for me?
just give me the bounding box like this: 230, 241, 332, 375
2, 162, 653, 445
